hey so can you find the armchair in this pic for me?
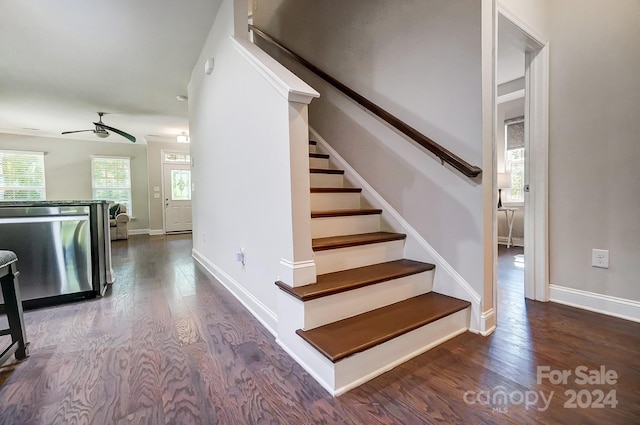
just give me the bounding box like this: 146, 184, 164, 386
109, 203, 130, 240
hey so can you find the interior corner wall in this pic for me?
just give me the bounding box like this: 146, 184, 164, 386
146, 141, 190, 232
547, 0, 640, 301
253, 0, 485, 295
499, 0, 549, 39
0, 133, 150, 230
188, 0, 298, 326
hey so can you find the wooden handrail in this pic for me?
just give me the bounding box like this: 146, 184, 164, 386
249, 25, 482, 178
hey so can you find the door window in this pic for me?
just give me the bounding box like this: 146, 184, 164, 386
171, 169, 191, 201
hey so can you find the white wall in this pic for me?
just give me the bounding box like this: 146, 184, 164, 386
0, 133, 150, 231
547, 0, 640, 302
254, 0, 485, 295
188, 0, 317, 331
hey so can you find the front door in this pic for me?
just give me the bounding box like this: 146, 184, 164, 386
163, 163, 192, 232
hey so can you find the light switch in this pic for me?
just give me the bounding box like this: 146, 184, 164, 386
153, 186, 160, 192
153, 193, 160, 199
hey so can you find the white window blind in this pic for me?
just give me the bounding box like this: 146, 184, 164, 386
0, 150, 46, 201
505, 116, 525, 150
91, 156, 132, 214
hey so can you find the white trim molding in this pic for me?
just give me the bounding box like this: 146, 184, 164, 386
278, 258, 317, 287
477, 308, 496, 336
128, 228, 150, 236
149, 229, 165, 236
192, 249, 278, 335
231, 37, 319, 104
550, 285, 640, 323
497, 1, 547, 46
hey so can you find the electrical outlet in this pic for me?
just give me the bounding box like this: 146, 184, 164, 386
592, 249, 609, 269
236, 248, 245, 266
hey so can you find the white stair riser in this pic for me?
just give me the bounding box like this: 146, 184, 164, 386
310, 192, 361, 210
309, 157, 329, 168
278, 291, 469, 396
333, 308, 469, 394
276, 291, 337, 391
310, 173, 344, 188
314, 240, 404, 274
309, 144, 317, 154
303, 271, 435, 329
311, 214, 381, 238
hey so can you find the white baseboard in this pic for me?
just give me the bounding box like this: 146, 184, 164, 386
149, 229, 165, 236
476, 308, 496, 336
549, 284, 640, 323
192, 249, 278, 335
128, 228, 150, 236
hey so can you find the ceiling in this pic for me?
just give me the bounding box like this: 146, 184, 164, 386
497, 16, 526, 86
0, 1, 525, 145
0, 0, 222, 144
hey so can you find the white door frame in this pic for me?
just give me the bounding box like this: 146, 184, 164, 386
495, 5, 550, 304
485, 2, 549, 326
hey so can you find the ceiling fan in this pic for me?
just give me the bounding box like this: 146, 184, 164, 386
62, 112, 136, 143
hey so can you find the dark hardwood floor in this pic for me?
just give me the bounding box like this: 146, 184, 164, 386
0, 236, 638, 424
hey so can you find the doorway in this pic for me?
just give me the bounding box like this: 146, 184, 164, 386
163, 161, 192, 233
495, 7, 549, 308
497, 18, 526, 300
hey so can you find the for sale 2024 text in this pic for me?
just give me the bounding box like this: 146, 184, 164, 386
538, 365, 618, 409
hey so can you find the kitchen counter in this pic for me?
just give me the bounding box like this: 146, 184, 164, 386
0, 200, 112, 309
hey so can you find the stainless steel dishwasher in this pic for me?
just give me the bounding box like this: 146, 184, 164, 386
0, 206, 93, 306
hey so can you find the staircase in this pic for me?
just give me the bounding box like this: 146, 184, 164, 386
275, 139, 471, 396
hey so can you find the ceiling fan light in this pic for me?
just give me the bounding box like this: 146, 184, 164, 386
96, 131, 109, 138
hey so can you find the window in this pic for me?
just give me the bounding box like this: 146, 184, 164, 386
505, 116, 525, 202
163, 152, 191, 163
0, 150, 46, 201
170, 169, 191, 201
91, 156, 132, 214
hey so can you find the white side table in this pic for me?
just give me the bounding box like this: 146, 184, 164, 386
498, 207, 518, 248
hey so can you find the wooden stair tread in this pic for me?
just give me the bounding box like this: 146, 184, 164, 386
276, 259, 435, 301
309, 153, 329, 159
310, 187, 361, 193
296, 293, 470, 362
309, 140, 317, 145
310, 168, 344, 175
312, 232, 406, 251
311, 209, 382, 218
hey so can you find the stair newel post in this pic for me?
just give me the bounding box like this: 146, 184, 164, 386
277, 99, 319, 289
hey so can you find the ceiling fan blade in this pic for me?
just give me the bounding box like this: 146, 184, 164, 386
94, 122, 136, 143
62, 129, 94, 135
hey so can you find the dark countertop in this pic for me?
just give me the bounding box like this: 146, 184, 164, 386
0, 200, 109, 207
